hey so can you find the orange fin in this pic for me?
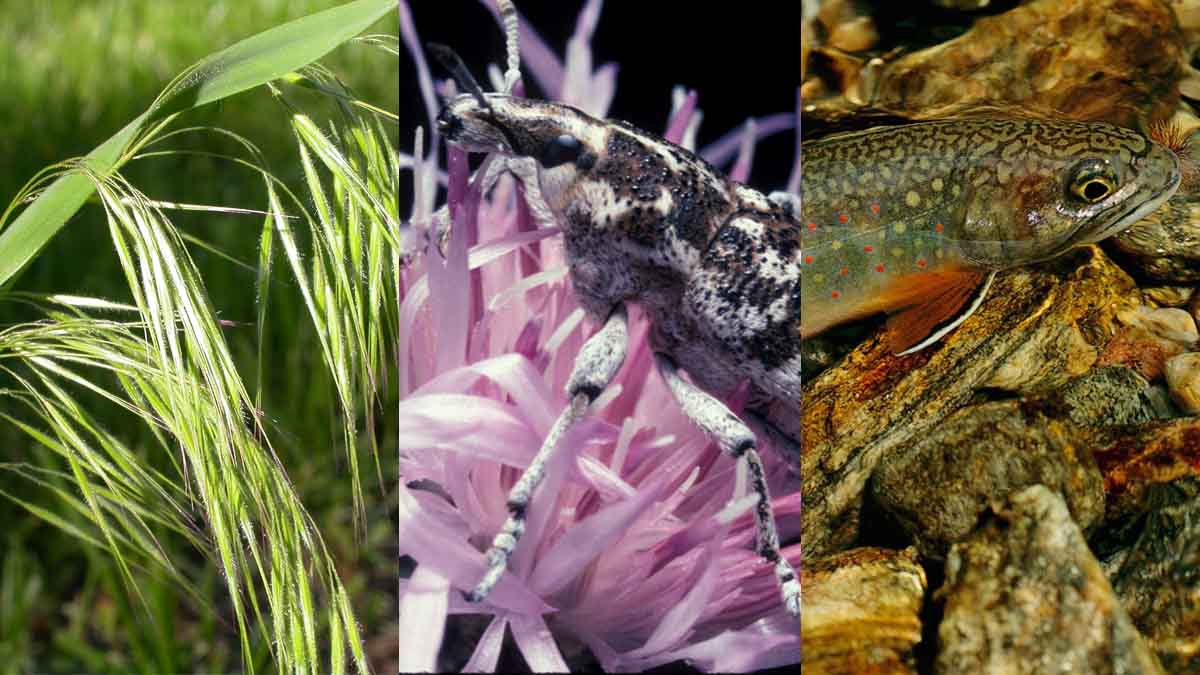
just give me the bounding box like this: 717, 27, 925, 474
884, 270, 996, 355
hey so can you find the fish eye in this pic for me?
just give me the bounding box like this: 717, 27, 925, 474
1068, 160, 1117, 204
1079, 179, 1113, 202
541, 133, 583, 168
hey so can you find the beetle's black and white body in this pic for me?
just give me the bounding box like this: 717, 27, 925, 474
437, 92, 801, 617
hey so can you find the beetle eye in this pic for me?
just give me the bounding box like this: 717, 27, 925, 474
541, 133, 583, 168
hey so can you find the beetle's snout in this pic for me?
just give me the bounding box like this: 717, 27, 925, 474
435, 97, 517, 155
436, 106, 462, 140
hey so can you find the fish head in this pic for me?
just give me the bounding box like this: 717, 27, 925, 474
958, 122, 1181, 266
437, 93, 607, 212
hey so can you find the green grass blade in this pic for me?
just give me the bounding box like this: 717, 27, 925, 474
0, 0, 396, 289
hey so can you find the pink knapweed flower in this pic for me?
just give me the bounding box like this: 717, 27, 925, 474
398, 1, 801, 671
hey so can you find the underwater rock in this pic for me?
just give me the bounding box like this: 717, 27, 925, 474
805, 47, 873, 107
827, 15, 879, 53
1142, 284, 1196, 308
1108, 478, 1200, 673
869, 400, 1104, 559
801, 547, 926, 674
1097, 324, 1189, 382
1110, 108, 1200, 285
1096, 304, 1200, 382
801, 247, 1137, 558
1093, 418, 1200, 527
802, 0, 1182, 129
931, 0, 991, 9
801, 322, 877, 381
1165, 351, 1200, 413
1050, 365, 1161, 427
877, 0, 1181, 126
1172, 0, 1200, 48
937, 485, 1166, 675
1109, 197, 1200, 283
1119, 305, 1199, 349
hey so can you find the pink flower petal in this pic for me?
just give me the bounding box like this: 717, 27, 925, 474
665, 89, 698, 143
572, 453, 637, 501
399, 274, 431, 397
630, 542, 720, 657
430, 147, 475, 372
513, 316, 543, 359
412, 355, 556, 432
398, 393, 540, 466
655, 493, 752, 567
588, 62, 619, 117
664, 616, 801, 672
573, 628, 622, 672
509, 420, 597, 576
398, 484, 551, 614
397, 564, 450, 672
531, 473, 670, 597
471, 227, 561, 271
730, 118, 757, 183
510, 614, 570, 672
572, 0, 603, 40
788, 87, 801, 195
462, 616, 508, 673
397, 0, 439, 145
699, 112, 796, 169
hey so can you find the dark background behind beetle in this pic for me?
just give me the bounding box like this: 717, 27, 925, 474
402, 2, 801, 217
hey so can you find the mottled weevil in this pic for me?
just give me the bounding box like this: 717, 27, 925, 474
432, 38, 801, 619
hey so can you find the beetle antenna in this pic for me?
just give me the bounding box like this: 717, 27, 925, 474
426, 42, 493, 112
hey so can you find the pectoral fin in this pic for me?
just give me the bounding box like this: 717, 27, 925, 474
884, 270, 996, 355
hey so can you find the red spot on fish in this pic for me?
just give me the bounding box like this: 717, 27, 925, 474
875, 264, 885, 273
807, 222, 817, 231
838, 213, 848, 224
831, 290, 840, 299
917, 258, 927, 268
804, 255, 814, 264
935, 222, 944, 233
863, 245, 874, 253
840, 266, 849, 276
870, 202, 881, 215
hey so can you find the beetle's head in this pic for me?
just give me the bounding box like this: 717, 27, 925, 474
437, 93, 607, 211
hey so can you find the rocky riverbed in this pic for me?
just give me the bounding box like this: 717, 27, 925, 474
802, 0, 1200, 671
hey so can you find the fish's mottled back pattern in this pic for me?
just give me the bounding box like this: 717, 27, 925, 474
803, 119, 1154, 217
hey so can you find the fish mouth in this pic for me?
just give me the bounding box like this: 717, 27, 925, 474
1075, 167, 1181, 247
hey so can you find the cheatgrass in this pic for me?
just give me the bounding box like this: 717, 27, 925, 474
0, 1, 399, 672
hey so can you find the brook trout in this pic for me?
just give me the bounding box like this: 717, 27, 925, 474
800, 118, 1182, 353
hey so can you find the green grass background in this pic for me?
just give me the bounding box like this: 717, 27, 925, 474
0, 1, 399, 671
